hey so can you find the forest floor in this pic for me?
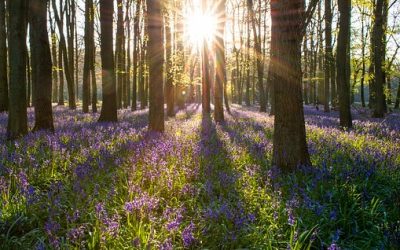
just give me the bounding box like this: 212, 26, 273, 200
0, 104, 399, 249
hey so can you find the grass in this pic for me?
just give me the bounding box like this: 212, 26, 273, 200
0, 104, 399, 249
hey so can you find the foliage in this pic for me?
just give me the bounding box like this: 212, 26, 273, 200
0, 106, 399, 249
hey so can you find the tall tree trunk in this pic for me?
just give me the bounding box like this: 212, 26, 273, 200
324, 0, 332, 112
82, 0, 93, 113
98, 0, 117, 122
337, 0, 352, 128
395, 78, 400, 109
116, 0, 124, 109
147, 0, 164, 132
29, 0, 54, 131
165, 10, 175, 117
49, 12, 58, 104
126, 0, 131, 108
131, 0, 140, 111
272, 0, 311, 171
0, 0, 7, 112
52, 0, 75, 109
360, 7, 366, 108
7, 0, 28, 139
372, 0, 385, 118
247, 0, 266, 112
201, 0, 211, 114
214, 0, 225, 123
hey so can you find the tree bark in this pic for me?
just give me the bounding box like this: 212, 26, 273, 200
372, 0, 385, 118
98, 0, 118, 122
201, 0, 211, 115
29, 0, 54, 131
324, 0, 332, 112
7, 0, 28, 139
165, 9, 175, 117
0, 0, 7, 112
214, 0, 225, 123
337, 0, 352, 128
82, 0, 93, 113
52, 0, 75, 109
147, 0, 164, 132
247, 0, 266, 112
272, 0, 311, 171
131, 0, 141, 111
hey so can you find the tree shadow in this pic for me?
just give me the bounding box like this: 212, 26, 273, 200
196, 114, 256, 248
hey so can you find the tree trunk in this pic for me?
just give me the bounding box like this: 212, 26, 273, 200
372, 0, 385, 118
7, 0, 28, 139
324, 0, 332, 112
116, 0, 124, 109
131, 0, 140, 111
247, 0, 266, 112
165, 10, 175, 117
29, 0, 54, 131
98, 0, 118, 122
337, 0, 352, 128
52, 0, 75, 109
49, 12, 58, 104
0, 0, 7, 112
147, 0, 164, 132
214, 0, 225, 123
272, 0, 311, 171
201, 0, 211, 115
82, 0, 93, 113
395, 78, 400, 109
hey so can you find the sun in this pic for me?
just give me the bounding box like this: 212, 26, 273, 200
185, 10, 217, 47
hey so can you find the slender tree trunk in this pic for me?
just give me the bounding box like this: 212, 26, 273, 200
395, 78, 400, 109
372, 0, 385, 118
7, 0, 28, 139
126, 0, 131, 108
337, 0, 352, 128
201, 0, 211, 114
49, 12, 58, 104
29, 0, 54, 131
272, 0, 311, 170
324, 0, 332, 112
116, 0, 124, 109
98, 0, 117, 122
0, 0, 7, 112
82, 0, 93, 113
147, 0, 164, 132
52, 0, 75, 109
214, 0, 225, 123
131, 0, 140, 111
165, 10, 175, 117
360, 9, 366, 108
247, 0, 266, 112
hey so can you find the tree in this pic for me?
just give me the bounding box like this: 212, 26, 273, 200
372, 0, 386, 118
98, 0, 118, 122
7, 0, 28, 139
52, 0, 75, 109
214, 0, 226, 123
0, 0, 7, 112
201, 0, 211, 115
324, 0, 332, 112
272, 0, 317, 170
29, 0, 54, 131
147, 0, 164, 132
165, 6, 175, 117
337, 0, 352, 128
247, 0, 266, 112
83, 0, 92, 113
116, 0, 125, 109
131, 0, 141, 111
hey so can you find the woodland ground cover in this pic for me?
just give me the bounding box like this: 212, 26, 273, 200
0, 105, 399, 249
